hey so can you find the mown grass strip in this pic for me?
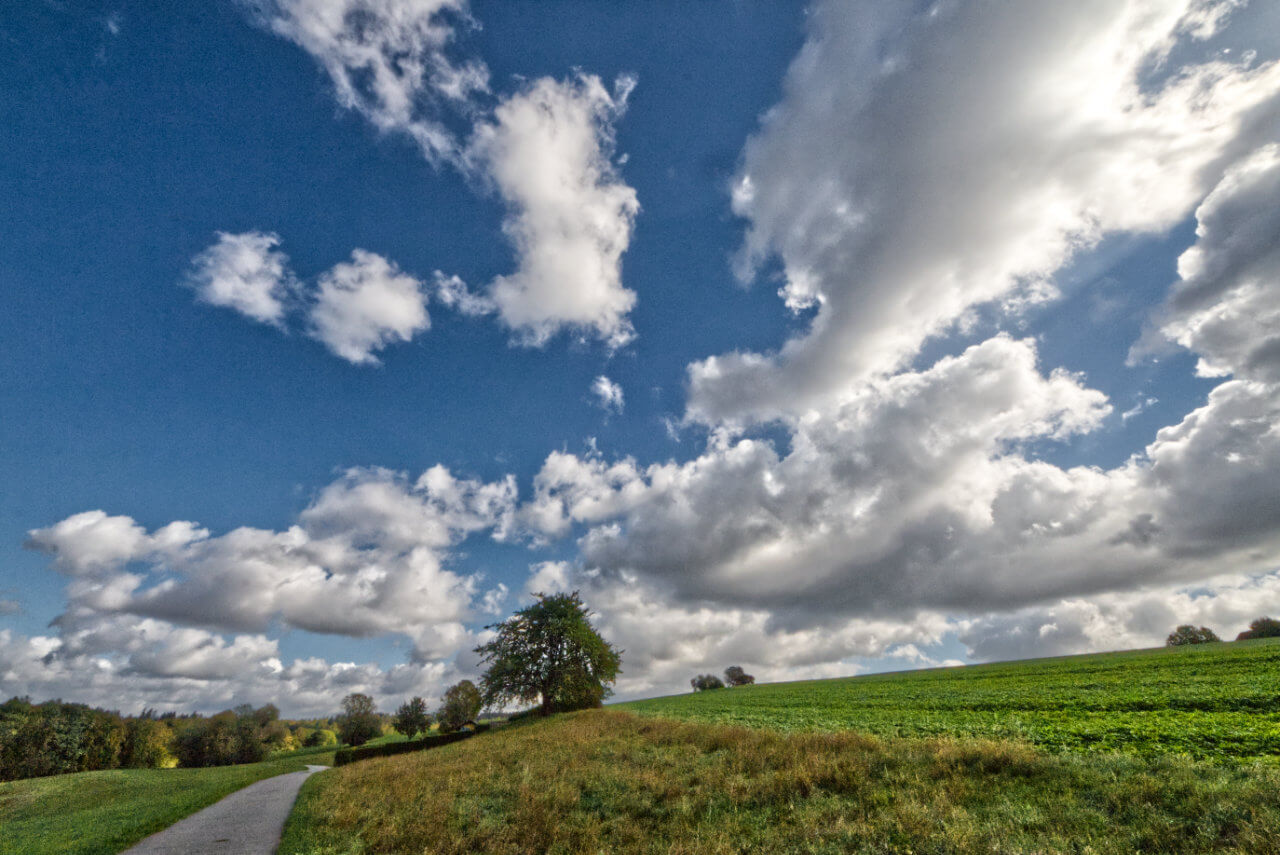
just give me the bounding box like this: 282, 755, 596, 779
279, 709, 1280, 855
0, 755, 316, 855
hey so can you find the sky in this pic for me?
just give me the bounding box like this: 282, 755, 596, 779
1, 0, 1279, 717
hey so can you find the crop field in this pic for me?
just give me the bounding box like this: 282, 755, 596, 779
620, 638, 1280, 760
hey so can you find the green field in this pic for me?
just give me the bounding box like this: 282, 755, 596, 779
0, 745, 331, 855
620, 638, 1280, 760
280, 710, 1280, 854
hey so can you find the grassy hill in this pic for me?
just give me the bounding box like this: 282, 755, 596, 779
279, 640, 1280, 854
621, 638, 1280, 760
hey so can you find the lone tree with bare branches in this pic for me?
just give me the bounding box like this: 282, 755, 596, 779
475, 592, 621, 716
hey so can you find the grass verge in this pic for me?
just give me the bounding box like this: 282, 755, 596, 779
279, 709, 1280, 854
0, 755, 318, 855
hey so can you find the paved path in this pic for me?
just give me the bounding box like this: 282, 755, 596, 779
121, 764, 327, 855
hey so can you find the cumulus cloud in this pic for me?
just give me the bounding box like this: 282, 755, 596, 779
26, 465, 515, 668
1139, 144, 1280, 381
242, 3, 642, 349
183, 231, 295, 326
307, 249, 429, 364
591, 375, 624, 414
471, 74, 640, 347
687, 0, 1280, 423
247, 0, 487, 164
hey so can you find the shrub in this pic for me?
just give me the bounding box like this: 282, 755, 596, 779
724, 666, 755, 687
337, 693, 381, 747
333, 725, 490, 766
1237, 617, 1280, 641
691, 674, 725, 691
1166, 625, 1221, 646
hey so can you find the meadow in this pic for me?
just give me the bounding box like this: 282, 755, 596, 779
280, 710, 1280, 854
622, 638, 1280, 760
0, 742, 336, 855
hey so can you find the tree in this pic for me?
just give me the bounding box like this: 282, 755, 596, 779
691, 674, 725, 691
475, 592, 622, 716
1237, 617, 1280, 641
393, 697, 431, 739
336, 693, 380, 747
437, 681, 483, 734
1166, 625, 1220, 646
724, 666, 755, 687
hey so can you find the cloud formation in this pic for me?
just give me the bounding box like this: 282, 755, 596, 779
183, 231, 295, 326
308, 250, 429, 364
472, 75, 640, 346
687, 0, 1280, 423
591, 375, 624, 414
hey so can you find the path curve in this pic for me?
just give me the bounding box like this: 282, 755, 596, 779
121, 764, 327, 855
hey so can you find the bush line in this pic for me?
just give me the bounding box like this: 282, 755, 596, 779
333, 724, 491, 766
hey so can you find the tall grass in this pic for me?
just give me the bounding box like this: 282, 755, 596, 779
280, 710, 1280, 854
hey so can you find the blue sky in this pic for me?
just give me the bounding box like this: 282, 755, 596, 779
2, 0, 1279, 715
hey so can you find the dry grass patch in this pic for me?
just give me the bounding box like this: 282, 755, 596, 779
280, 710, 1280, 854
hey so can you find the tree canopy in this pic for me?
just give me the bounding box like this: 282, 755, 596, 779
475, 592, 622, 716
393, 697, 430, 739
437, 681, 482, 733
724, 666, 755, 687
1237, 617, 1280, 640
337, 693, 381, 746
1166, 625, 1220, 646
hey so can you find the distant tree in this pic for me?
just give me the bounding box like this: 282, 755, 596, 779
724, 666, 755, 687
1166, 625, 1221, 646
475, 592, 622, 716
336, 693, 381, 747
437, 681, 483, 734
691, 674, 725, 691
304, 728, 337, 748
393, 697, 431, 739
1236, 617, 1280, 641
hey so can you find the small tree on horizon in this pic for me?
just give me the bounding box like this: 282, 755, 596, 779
437, 681, 482, 733
336, 693, 380, 747
724, 666, 755, 687
691, 674, 725, 691
392, 697, 430, 739
1166, 625, 1220, 646
1236, 617, 1280, 641
475, 592, 622, 716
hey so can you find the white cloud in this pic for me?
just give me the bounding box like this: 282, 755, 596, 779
183, 231, 295, 326
687, 0, 1280, 424
471, 74, 640, 347
1140, 144, 1280, 381
591, 375, 624, 414
307, 249, 430, 364
431, 271, 494, 316
247, 0, 487, 164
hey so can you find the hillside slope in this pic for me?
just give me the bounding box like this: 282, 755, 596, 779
280, 710, 1280, 854
620, 638, 1280, 760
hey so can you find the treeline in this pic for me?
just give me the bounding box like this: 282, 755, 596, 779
0, 697, 338, 781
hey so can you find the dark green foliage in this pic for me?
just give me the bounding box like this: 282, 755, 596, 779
476, 591, 622, 715
724, 665, 755, 686
120, 719, 172, 769
170, 705, 276, 768
691, 674, 725, 691
1167, 624, 1221, 646
336, 693, 380, 747
332, 725, 489, 766
437, 681, 482, 734
392, 697, 430, 738
302, 728, 336, 748
0, 699, 127, 781
1238, 616, 1280, 640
